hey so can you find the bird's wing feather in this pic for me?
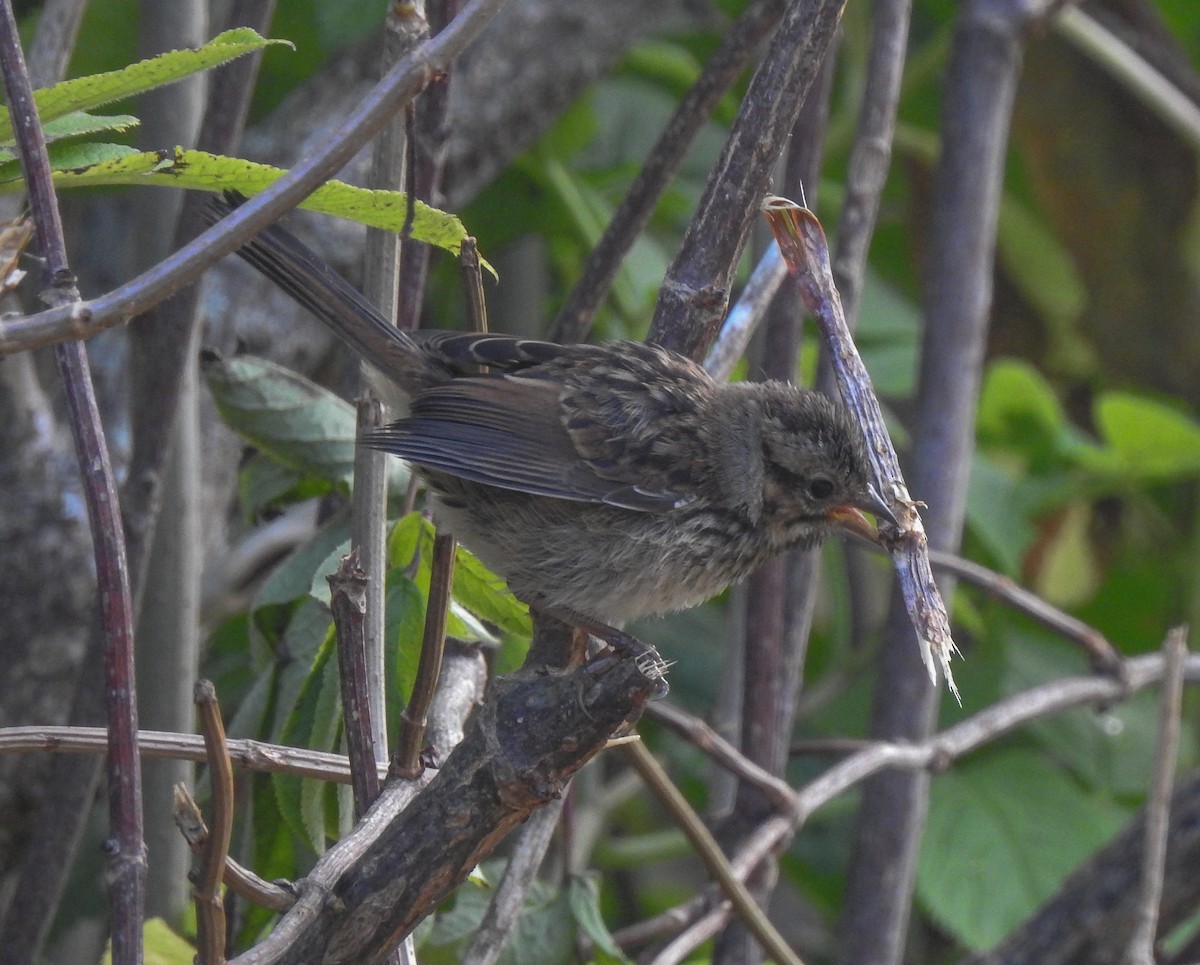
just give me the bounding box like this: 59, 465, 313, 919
364, 375, 692, 512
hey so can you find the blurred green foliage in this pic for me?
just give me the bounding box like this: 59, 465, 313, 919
81, 0, 1199, 959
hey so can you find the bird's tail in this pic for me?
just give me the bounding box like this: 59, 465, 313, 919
207, 193, 436, 394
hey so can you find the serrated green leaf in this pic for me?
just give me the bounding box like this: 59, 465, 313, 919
452, 544, 530, 637
917, 750, 1126, 950
255, 510, 351, 613
0, 111, 139, 163
0, 28, 290, 143
384, 516, 520, 643
0, 146, 477, 259
0, 140, 141, 183
203, 353, 357, 486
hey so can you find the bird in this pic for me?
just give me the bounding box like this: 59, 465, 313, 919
211, 198, 894, 680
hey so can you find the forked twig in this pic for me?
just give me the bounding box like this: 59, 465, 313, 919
192, 681, 235, 964
173, 784, 296, 913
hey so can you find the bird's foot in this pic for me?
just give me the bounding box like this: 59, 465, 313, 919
541, 607, 670, 699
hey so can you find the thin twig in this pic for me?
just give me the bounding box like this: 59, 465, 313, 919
622, 652, 1200, 961
350, 396, 391, 784
828, 0, 911, 331
460, 799, 564, 965
0, 726, 388, 783
173, 784, 296, 913
458, 236, 488, 335
648, 0, 847, 357
927, 547, 1125, 677
1127, 626, 1188, 965
552, 0, 788, 344
0, 4, 145, 961
392, 532, 456, 777
328, 550, 382, 817
650, 904, 734, 965
623, 740, 805, 965
0, 0, 512, 356
193, 681, 235, 965
644, 702, 796, 812
1055, 5, 1200, 152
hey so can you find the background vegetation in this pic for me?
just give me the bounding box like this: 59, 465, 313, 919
1, 0, 1199, 962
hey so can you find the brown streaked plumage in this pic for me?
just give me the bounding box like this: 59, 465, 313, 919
214, 199, 891, 653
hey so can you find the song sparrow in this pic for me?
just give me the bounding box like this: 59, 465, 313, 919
214, 200, 892, 661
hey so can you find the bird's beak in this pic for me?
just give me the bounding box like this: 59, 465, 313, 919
827, 483, 898, 544
855, 482, 898, 526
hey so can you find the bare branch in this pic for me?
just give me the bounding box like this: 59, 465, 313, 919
328, 551, 383, 816
624, 740, 805, 965
0, 0, 513, 357
173, 784, 296, 913
1127, 627, 1188, 964
193, 681, 235, 965
648, 0, 846, 357
0, 3, 145, 959
552, 0, 788, 343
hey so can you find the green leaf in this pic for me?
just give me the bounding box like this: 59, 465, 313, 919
102, 918, 196, 965
977, 359, 1065, 452
309, 538, 353, 607
1002, 628, 1197, 797
965, 453, 1037, 574
500, 887, 576, 965
238, 454, 333, 519
452, 544, 531, 638
203, 353, 357, 487
856, 270, 920, 398
386, 576, 427, 710
0, 146, 476, 259
0, 28, 290, 143
0, 110, 139, 162
255, 511, 351, 613
421, 879, 492, 963
917, 750, 1126, 950
1084, 392, 1200, 480
568, 874, 629, 963
620, 41, 702, 97
996, 196, 1086, 325
277, 625, 340, 855
384, 513, 465, 639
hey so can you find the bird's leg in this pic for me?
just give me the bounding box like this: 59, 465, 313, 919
538, 606, 671, 698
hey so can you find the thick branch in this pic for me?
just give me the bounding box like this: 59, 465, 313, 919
230, 657, 656, 964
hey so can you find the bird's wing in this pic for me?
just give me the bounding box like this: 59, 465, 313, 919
412, 332, 575, 374
364, 374, 694, 512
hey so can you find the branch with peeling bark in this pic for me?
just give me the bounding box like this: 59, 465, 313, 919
763, 197, 960, 700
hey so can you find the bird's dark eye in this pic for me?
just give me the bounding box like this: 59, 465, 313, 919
808, 477, 835, 500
